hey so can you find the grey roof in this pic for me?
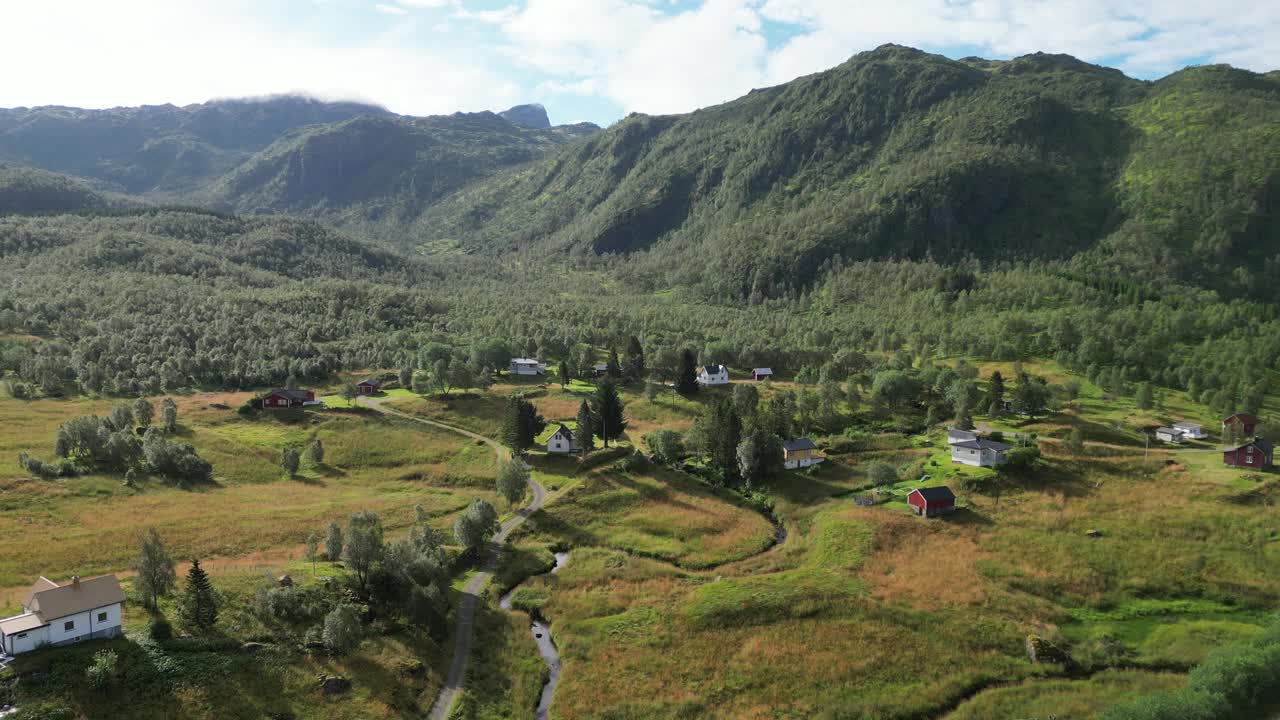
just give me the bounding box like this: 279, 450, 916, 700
1156, 427, 1182, 435
752, 368, 773, 374
511, 358, 541, 364
357, 377, 381, 387
952, 439, 1010, 452
549, 423, 573, 441
702, 365, 725, 374
1235, 438, 1275, 452
948, 428, 978, 440
267, 388, 310, 401
911, 486, 956, 503
0, 612, 48, 635
1173, 421, 1202, 429
783, 438, 818, 452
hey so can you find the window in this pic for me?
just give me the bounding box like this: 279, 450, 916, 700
98, 612, 108, 622
16, 632, 26, 639
64, 620, 75, 631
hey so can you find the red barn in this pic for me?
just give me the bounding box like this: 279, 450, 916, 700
356, 378, 382, 395
1223, 439, 1274, 469
263, 388, 314, 409
906, 486, 957, 518
1222, 413, 1259, 437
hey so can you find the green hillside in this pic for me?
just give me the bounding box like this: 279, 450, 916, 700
416, 46, 1280, 303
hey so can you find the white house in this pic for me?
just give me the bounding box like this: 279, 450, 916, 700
947, 427, 978, 445
1155, 427, 1186, 444
950, 439, 1010, 468
509, 358, 546, 376
1173, 422, 1207, 440
1, 575, 125, 657
697, 364, 729, 386
545, 424, 578, 454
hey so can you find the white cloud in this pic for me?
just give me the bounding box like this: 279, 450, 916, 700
375, 3, 408, 15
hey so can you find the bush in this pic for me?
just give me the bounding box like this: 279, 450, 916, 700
322, 604, 363, 655
85, 649, 119, 690
148, 617, 173, 641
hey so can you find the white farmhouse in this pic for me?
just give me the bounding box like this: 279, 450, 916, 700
1, 575, 125, 657
1173, 422, 1207, 440
950, 439, 1010, 468
696, 364, 729, 386
509, 358, 546, 376
545, 424, 578, 454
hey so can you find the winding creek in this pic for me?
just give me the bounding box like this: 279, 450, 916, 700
500, 551, 569, 720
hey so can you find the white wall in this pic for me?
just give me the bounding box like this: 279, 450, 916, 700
46, 603, 121, 646
7, 625, 49, 654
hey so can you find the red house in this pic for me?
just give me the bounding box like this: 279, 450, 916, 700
1223, 413, 1259, 437
906, 487, 957, 518
1223, 439, 1274, 469
356, 378, 382, 395
263, 388, 314, 409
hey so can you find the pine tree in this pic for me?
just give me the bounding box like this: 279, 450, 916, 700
501, 395, 544, 454
1136, 382, 1154, 410
625, 335, 645, 380
178, 559, 219, 633
557, 360, 570, 389
575, 400, 595, 453
592, 379, 627, 448
677, 349, 698, 396
606, 349, 622, 379
709, 400, 743, 485
987, 371, 1005, 415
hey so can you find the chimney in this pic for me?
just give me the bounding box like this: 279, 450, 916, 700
71, 575, 80, 587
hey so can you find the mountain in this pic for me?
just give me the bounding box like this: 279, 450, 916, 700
499, 103, 551, 129
415, 46, 1280, 303
201, 111, 598, 237
0, 96, 392, 195
0, 165, 112, 215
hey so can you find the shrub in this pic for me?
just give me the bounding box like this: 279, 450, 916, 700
148, 617, 173, 641
322, 604, 363, 655
85, 649, 119, 690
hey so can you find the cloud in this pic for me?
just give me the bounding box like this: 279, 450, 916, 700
375, 3, 408, 15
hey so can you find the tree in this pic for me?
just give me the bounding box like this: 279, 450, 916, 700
322, 604, 364, 655
280, 447, 301, 476
1011, 373, 1051, 420
453, 500, 499, 558
999, 445, 1043, 479
160, 397, 178, 433
987, 371, 1006, 415
501, 395, 545, 454
326, 521, 344, 562
177, 559, 219, 633
737, 428, 783, 488
398, 366, 413, 388
133, 397, 154, 428
557, 359, 570, 389
496, 460, 529, 508
304, 439, 324, 467
606, 349, 622, 379
304, 532, 320, 574
85, 649, 120, 690
340, 384, 358, 407
708, 400, 743, 485
575, 400, 595, 454
645, 429, 683, 466
845, 381, 861, 413
871, 370, 920, 411
732, 383, 760, 421
134, 528, 176, 610
644, 378, 660, 402
625, 335, 646, 381
592, 379, 627, 448
1066, 428, 1085, 454
1136, 382, 1154, 410
108, 403, 134, 432
344, 510, 385, 592
867, 461, 897, 487
677, 349, 699, 396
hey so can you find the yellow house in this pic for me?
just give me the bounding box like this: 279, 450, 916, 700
783, 438, 823, 469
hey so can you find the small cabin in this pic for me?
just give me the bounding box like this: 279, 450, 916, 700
907, 487, 956, 518
1224, 439, 1274, 469
510, 358, 546, 376
783, 438, 824, 469
697, 364, 729, 386
1223, 413, 1259, 437
545, 424, 578, 454
263, 388, 315, 409
1173, 422, 1207, 440
1155, 427, 1186, 444
946, 427, 978, 445
356, 378, 382, 396
950, 439, 1009, 468
751, 368, 773, 381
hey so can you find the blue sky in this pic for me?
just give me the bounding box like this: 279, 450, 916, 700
1, 1, 1275, 127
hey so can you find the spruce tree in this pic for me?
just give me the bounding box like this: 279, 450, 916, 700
575, 400, 595, 453
178, 559, 219, 633
709, 400, 743, 485
625, 335, 645, 381
557, 360, 570, 389
592, 379, 627, 448
606, 349, 622, 379
677, 349, 698, 396
987, 371, 1005, 415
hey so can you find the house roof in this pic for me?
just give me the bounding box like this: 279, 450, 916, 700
952, 439, 1011, 452
783, 438, 817, 452
549, 423, 573, 441
1233, 438, 1275, 453
266, 388, 310, 401
1173, 421, 1201, 429
702, 365, 725, 374
25, 575, 124, 621
1224, 413, 1259, 424
511, 358, 540, 365
910, 486, 956, 503
752, 368, 773, 374
21, 577, 58, 607
947, 428, 978, 440
357, 377, 381, 387
0, 613, 48, 636
1156, 427, 1183, 435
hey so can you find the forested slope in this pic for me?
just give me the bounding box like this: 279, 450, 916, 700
417, 46, 1280, 303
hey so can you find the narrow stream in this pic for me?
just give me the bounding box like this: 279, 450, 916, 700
500, 551, 568, 720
